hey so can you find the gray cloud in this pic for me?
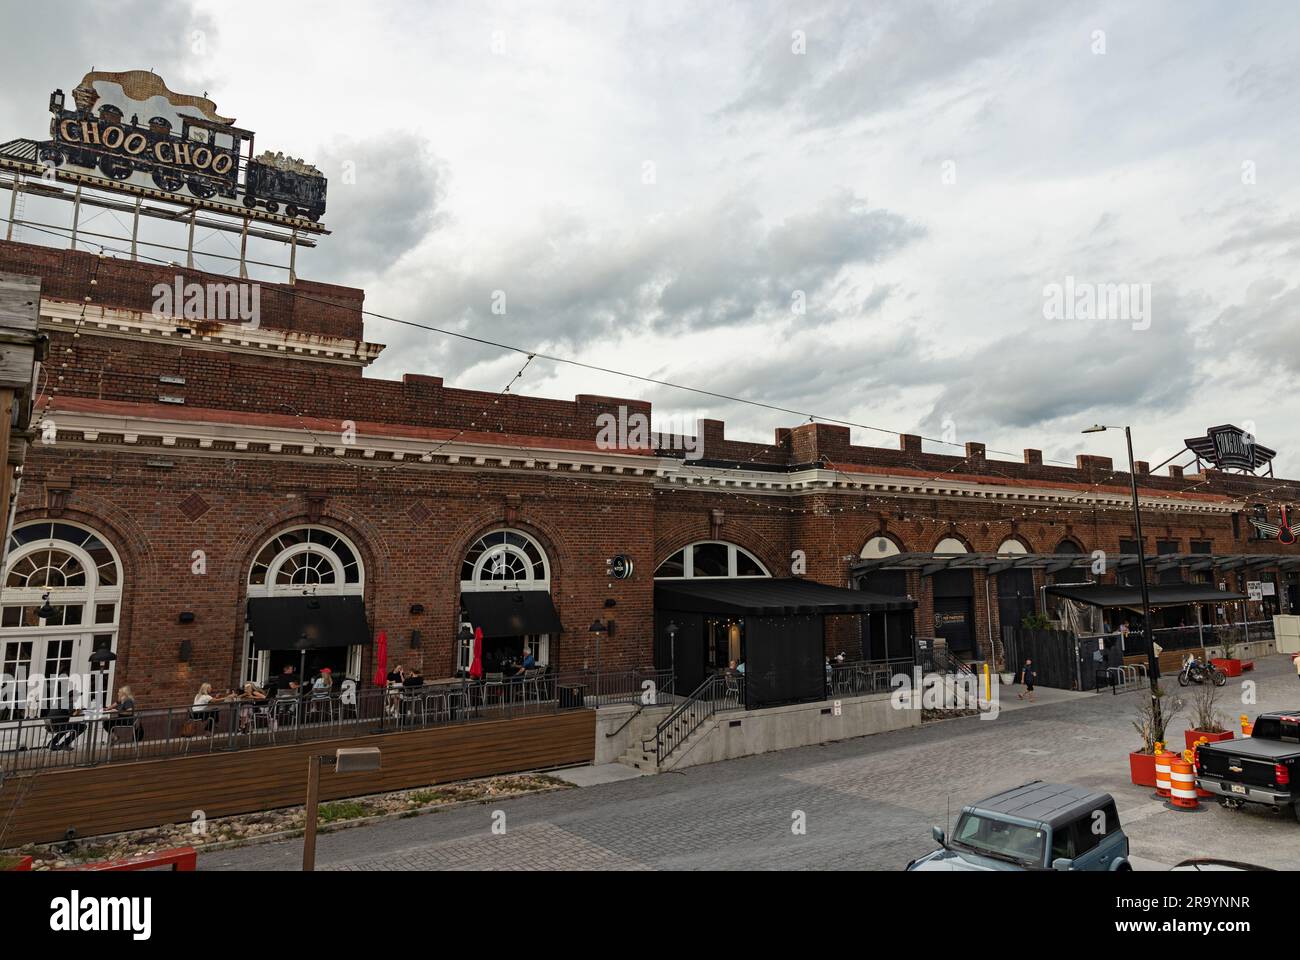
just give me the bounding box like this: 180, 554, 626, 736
371, 189, 923, 380
301, 134, 447, 284
0, 1, 218, 139
723, 0, 1073, 128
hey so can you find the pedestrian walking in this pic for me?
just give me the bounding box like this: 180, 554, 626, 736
1017, 658, 1036, 702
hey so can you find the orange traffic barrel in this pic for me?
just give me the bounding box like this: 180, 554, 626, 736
1155, 750, 1175, 798
1170, 755, 1199, 810
1189, 741, 1215, 798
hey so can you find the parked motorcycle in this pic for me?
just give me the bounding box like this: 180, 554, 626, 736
1178, 653, 1226, 687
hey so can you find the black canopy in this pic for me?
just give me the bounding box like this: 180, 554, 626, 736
247, 595, 370, 651
1044, 583, 1246, 610
461, 590, 563, 638
654, 578, 916, 616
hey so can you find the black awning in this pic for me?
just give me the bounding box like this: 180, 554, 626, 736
247, 595, 371, 651
654, 578, 917, 616
461, 590, 563, 639
1044, 583, 1247, 610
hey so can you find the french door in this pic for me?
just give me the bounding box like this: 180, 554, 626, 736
0, 631, 116, 719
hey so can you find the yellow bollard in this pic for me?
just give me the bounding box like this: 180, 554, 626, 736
984, 662, 991, 701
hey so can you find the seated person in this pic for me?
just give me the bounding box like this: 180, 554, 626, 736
513, 646, 537, 677
191, 682, 229, 730
273, 664, 300, 695
387, 665, 407, 685
402, 667, 424, 688
237, 681, 267, 732
46, 681, 85, 751
104, 685, 143, 741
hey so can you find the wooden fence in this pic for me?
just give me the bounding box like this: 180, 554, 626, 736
0, 710, 594, 848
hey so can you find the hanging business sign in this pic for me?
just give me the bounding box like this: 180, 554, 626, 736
1184, 424, 1276, 474
8, 69, 328, 225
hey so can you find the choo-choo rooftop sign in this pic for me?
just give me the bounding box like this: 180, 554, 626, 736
0, 69, 327, 232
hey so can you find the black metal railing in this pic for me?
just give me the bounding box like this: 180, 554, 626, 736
647, 673, 745, 766
0, 667, 675, 775
1103, 620, 1277, 654
827, 657, 914, 697
606, 675, 677, 738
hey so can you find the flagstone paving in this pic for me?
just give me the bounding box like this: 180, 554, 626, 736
202, 656, 1300, 871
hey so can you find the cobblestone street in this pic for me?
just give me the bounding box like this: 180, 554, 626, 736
200, 656, 1300, 871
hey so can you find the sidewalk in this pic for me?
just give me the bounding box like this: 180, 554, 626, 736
993, 682, 1094, 712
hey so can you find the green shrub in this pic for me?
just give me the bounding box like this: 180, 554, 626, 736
317, 801, 370, 823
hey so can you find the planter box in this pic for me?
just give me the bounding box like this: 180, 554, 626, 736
1212, 658, 1243, 677
0, 855, 32, 871
1185, 728, 1234, 751
1129, 751, 1158, 788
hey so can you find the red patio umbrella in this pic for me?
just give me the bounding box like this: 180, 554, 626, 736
469, 626, 484, 680
374, 630, 388, 688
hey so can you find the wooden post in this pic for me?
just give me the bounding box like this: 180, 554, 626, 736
302, 754, 321, 871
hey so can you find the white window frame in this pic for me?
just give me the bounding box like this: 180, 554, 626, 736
459, 529, 551, 594
244, 525, 366, 686
654, 541, 770, 580
861, 536, 901, 559
0, 521, 123, 716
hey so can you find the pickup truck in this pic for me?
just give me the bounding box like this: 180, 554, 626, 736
1196, 711, 1300, 820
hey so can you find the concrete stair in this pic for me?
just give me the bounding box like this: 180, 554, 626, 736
617, 717, 718, 774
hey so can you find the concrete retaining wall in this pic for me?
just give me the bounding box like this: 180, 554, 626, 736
593, 702, 673, 764
666, 691, 919, 771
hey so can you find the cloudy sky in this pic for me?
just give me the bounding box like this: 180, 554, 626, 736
3, 0, 1299, 475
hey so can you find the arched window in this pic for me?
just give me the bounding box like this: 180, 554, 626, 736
458, 529, 554, 671
934, 537, 969, 554
1, 521, 123, 719
460, 529, 550, 592
244, 526, 366, 686
654, 541, 770, 579
996, 538, 1028, 556
248, 526, 363, 594
861, 536, 901, 559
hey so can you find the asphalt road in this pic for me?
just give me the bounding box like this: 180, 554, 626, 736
202, 655, 1300, 871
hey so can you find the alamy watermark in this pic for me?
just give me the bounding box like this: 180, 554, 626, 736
890, 666, 1001, 720
1043, 276, 1151, 331
595, 405, 705, 460
152, 276, 261, 329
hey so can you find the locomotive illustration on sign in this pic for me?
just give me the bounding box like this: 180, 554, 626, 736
38, 69, 326, 222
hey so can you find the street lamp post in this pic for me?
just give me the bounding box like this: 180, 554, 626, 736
302, 747, 381, 871
1082, 424, 1161, 735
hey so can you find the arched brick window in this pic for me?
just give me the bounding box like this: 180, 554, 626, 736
1, 520, 123, 719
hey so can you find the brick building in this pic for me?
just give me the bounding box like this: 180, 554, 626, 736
2, 237, 1299, 709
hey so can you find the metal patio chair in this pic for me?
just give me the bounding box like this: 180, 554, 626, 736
483, 672, 506, 709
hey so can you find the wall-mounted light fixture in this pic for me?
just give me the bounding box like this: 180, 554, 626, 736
409, 603, 424, 615
178, 611, 195, 624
